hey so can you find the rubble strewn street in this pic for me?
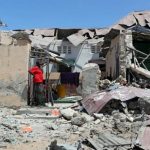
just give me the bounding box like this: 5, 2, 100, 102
0, 87, 150, 150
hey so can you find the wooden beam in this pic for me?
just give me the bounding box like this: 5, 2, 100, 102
127, 46, 147, 56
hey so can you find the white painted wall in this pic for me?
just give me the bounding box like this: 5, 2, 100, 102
47, 40, 100, 72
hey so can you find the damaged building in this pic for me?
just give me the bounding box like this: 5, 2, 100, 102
0, 10, 150, 150
0, 31, 31, 105
104, 11, 150, 84
0, 27, 107, 103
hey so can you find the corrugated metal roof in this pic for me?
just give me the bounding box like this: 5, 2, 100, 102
135, 120, 150, 150
87, 132, 131, 150
111, 11, 150, 30
81, 86, 150, 115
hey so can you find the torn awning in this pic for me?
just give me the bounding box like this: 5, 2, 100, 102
81, 86, 150, 115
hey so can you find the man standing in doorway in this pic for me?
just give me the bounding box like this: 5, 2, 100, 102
29, 61, 45, 106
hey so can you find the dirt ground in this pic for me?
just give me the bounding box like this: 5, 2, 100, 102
0, 95, 25, 108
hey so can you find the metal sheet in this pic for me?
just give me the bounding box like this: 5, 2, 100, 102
117, 14, 136, 27
134, 14, 146, 26
33, 29, 55, 36
95, 28, 110, 36
29, 35, 55, 48
81, 86, 150, 115
78, 29, 94, 38
136, 120, 150, 150
87, 133, 131, 150
67, 33, 87, 46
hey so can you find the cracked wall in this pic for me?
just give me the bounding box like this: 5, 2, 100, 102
0, 32, 31, 105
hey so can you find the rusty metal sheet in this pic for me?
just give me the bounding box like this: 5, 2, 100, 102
87, 38, 104, 44
135, 120, 150, 150
81, 86, 150, 115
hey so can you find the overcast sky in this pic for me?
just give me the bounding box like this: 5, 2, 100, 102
0, 0, 150, 30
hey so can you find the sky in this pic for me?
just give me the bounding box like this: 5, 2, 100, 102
0, 0, 150, 30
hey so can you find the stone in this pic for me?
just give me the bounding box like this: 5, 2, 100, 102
94, 119, 100, 124
138, 97, 150, 114
71, 116, 86, 126
60, 108, 76, 120
81, 113, 94, 122
78, 127, 85, 132
93, 113, 104, 119
112, 111, 127, 122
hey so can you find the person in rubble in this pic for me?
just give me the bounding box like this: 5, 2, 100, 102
29, 61, 45, 106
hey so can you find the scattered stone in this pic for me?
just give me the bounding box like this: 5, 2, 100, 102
93, 113, 104, 119
94, 119, 100, 124
60, 108, 76, 120
71, 116, 86, 126
81, 113, 94, 122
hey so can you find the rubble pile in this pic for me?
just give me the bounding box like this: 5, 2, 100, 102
0, 94, 150, 150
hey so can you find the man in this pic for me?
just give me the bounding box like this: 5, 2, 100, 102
29, 61, 45, 106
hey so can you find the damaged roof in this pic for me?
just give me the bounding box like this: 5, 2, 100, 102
81, 85, 150, 115
111, 10, 150, 30
10, 28, 108, 49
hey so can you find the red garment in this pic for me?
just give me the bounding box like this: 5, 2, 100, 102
29, 66, 43, 83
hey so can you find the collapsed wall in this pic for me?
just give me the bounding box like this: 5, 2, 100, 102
0, 31, 31, 106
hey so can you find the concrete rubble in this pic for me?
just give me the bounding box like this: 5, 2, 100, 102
0, 88, 150, 150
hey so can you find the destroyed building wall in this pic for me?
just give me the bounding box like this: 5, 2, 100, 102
106, 35, 121, 79
105, 32, 129, 80
0, 32, 31, 105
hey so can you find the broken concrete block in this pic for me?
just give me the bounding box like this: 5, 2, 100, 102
112, 111, 127, 122
93, 113, 104, 119
81, 113, 94, 122
60, 108, 76, 120
71, 116, 86, 126
82, 63, 100, 97
94, 119, 100, 124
